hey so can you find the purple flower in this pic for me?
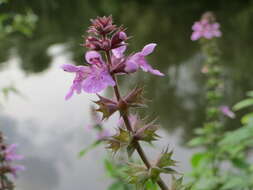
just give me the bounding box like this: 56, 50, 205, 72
126, 43, 164, 76
220, 106, 235, 119
82, 66, 115, 93
96, 129, 113, 140
191, 19, 222, 41
10, 165, 26, 178
61, 64, 91, 100
112, 44, 126, 59
112, 43, 164, 76
62, 51, 115, 98
4, 144, 24, 161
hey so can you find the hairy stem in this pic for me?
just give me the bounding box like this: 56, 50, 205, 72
105, 51, 169, 190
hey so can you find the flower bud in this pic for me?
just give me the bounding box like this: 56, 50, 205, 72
88, 16, 116, 36
84, 36, 102, 50
111, 31, 127, 49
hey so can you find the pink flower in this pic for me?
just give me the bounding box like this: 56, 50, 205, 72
10, 165, 26, 178
4, 144, 24, 161
96, 129, 113, 140
220, 106, 235, 119
61, 64, 91, 100
112, 43, 164, 76
62, 51, 115, 99
191, 19, 222, 41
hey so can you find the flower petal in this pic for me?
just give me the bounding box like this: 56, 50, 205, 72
112, 45, 127, 59
83, 70, 115, 93
61, 64, 79, 72
85, 51, 103, 64
141, 43, 157, 56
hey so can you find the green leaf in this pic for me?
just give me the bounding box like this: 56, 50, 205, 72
233, 98, 253, 111
187, 137, 206, 147
246, 91, 253, 97
106, 127, 132, 154
78, 141, 101, 157
191, 152, 207, 168
241, 112, 253, 125
145, 180, 158, 190
171, 176, 185, 190
156, 149, 177, 168
231, 158, 250, 170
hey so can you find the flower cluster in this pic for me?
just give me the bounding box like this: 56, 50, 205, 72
191, 12, 222, 41
0, 132, 25, 189
62, 16, 164, 100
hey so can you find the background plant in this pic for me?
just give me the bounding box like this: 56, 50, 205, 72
188, 12, 253, 190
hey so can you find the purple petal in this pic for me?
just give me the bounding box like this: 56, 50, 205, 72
203, 30, 213, 39
140, 62, 164, 76
65, 86, 74, 100
112, 45, 127, 59
61, 64, 79, 72
10, 165, 26, 178
85, 51, 103, 64
220, 106, 235, 119
212, 23, 220, 29
119, 31, 127, 40
82, 70, 115, 93
141, 43, 157, 56
96, 129, 112, 140
192, 22, 202, 31
191, 31, 201, 41
124, 60, 139, 73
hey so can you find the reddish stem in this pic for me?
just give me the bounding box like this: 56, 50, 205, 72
105, 51, 169, 190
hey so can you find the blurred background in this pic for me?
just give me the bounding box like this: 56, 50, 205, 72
0, 0, 253, 189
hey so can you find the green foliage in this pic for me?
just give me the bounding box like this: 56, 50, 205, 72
187, 16, 253, 190
106, 127, 132, 154
0, 7, 37, 38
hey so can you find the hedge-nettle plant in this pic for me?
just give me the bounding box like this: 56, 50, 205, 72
0, 132, 25, 190
62, 16, 186, 190
188, 12, 237, 189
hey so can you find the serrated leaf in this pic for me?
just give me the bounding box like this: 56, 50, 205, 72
105, 127, 132, 153
171, 176, 185, 190
156, 149, 177, 168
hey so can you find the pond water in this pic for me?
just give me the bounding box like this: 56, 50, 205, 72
1, 0, 253, 189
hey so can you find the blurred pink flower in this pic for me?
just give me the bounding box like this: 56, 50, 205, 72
220, 105, 235, 119
4, 144, 24, 161
191, 19, 222, 41
10, 165, 26, 178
